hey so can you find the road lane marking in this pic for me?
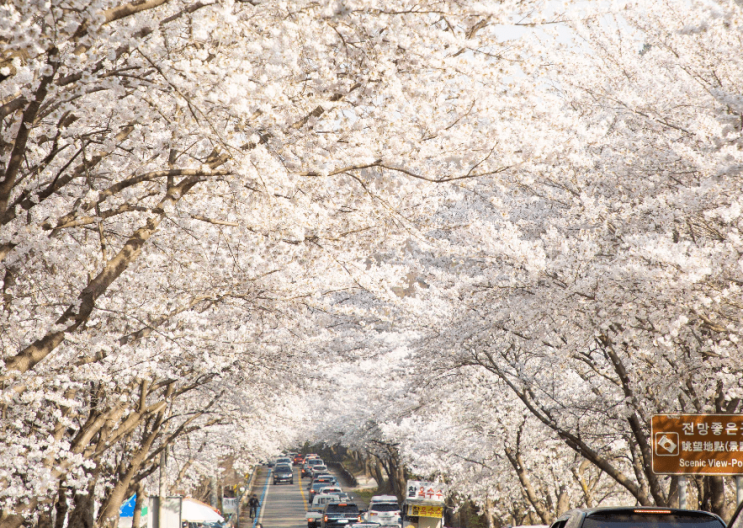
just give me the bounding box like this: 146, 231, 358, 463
254, 468, 271, 528
299, 468, 309, 511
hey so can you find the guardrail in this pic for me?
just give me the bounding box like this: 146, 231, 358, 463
326, 461, 358, 487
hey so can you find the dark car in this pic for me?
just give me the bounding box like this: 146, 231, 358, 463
549, 507, 724, 528
321, 502, 361, 528
273, 464, 294, 485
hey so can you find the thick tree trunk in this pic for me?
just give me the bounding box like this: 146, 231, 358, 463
370, 457, 387, 492
701, 476, 729, 520
67, 490, 95, 528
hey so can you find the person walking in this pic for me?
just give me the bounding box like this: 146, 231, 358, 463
248, 493, 260, 519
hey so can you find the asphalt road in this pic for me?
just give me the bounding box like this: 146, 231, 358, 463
248, 465, 368, 528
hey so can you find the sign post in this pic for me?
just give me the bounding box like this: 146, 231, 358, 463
652, 415, 743, 507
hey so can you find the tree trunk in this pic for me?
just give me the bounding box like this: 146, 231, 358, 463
371, 457, 387, 492
132, 483, 146, 528
67, 490, 95, 528
505, 447, 551, 524
54, 487, 69, 528
702, 476, 729, 520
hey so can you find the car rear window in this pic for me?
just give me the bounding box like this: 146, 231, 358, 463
327, 504, 359, 513
309, 459, 322, 465
582, 511, 725, 528
371, 504, 399, 512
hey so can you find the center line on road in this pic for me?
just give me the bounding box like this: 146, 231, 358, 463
299, 468, 308, 511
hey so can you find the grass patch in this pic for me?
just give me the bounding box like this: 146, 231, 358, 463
351, 488, 378, 504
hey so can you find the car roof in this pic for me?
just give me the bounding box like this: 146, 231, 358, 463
558, 507, 724, 521
370, 495, 398, 503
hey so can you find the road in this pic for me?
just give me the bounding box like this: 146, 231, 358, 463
245, 465, 368, 528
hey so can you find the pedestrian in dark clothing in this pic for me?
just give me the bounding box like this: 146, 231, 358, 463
249, 494, 260, 518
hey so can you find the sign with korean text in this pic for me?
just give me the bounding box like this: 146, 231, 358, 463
651, 414, 743, 475
222, 497, 238, 513
406, 480, 447, 503
408, 505, 444, 518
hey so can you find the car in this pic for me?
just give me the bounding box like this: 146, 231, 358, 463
310, 464, 329, 479
273, 464, 294, 485
323, 490, 350, 502
321, 502, 362, 528
275, 457, 292, 466
369, 495, 398, 505
294, 454, 305, 465
319, 486, 343, 497
309, 474, 339, 487
309, 481, 341, 502
548, 508, 725, 528
307, 476, 337, 492
307, 494, 344, 528
303, 458, 324, 477
362, 498, 401, 526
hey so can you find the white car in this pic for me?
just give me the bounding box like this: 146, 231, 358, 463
310, 463, 328, 478
363, 497, 401, 526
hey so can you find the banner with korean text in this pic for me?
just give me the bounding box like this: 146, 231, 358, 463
406, 481, 447, 503
651, 414, 743, 475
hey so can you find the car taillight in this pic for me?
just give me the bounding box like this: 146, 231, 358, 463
357, 516, 362, 522
324, 516, 329, 522
370, 513, 377, 516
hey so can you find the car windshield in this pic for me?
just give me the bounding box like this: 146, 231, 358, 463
371, 504, 399, 512
582, 511, 725, 528
276, 465, 292, 472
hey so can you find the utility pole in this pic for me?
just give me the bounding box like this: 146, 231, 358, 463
159, 449, 168, 528
210, 474, 218, 509
236, 486, 246, 528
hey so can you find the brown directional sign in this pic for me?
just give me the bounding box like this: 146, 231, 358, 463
651, 414, 743, 475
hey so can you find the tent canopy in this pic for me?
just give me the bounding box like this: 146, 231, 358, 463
182, 498, 224, 522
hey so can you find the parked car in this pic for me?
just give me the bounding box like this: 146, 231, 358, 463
362, 497, 401, 526
273, 464, 294, 485
321, 502, 362, 528
549, 508, 724, 528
